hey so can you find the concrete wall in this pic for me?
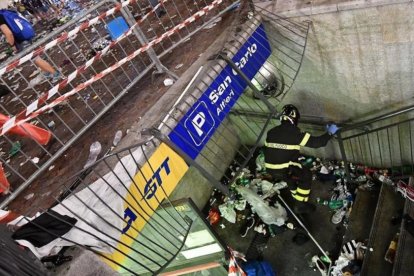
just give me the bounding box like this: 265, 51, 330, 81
256, 0, 414, 122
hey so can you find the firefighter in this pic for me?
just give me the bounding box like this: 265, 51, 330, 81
264, 104, 339, 213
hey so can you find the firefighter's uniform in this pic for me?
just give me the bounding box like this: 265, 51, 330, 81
264, 120, 332, 202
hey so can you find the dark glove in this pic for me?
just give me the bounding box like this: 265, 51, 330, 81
326, 124, 339, 135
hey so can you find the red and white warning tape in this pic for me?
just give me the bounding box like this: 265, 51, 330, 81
1, 0, 223, 135
0, 0, 168, 78
14, 0, 166, 121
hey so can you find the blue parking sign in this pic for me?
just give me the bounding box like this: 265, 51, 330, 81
184, 101, 216, 146
169, 24, 271, 160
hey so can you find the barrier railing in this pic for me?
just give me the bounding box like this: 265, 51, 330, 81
0, 0, 236, 207
8, 138, 193, 274
337, 105, 414, 181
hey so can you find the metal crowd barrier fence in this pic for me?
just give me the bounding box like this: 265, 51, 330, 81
337, 105, 414, 181
0, 0, 237, 207
8, 138, 193, 275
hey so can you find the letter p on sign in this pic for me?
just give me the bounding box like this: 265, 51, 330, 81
192, 112, 205, 136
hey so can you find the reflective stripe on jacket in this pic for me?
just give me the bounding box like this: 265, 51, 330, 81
264, 121, 331, 170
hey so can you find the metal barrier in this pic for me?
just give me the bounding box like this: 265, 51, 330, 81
337, 105, 414, 180
0, 0, 238, 207
9, 138, 193, 275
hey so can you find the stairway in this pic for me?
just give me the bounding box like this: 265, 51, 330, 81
359, 183, 404, 275
392, 178, 414, 276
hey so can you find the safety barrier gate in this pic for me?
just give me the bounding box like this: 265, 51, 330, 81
337, 105, 414, 180
0, 0, 238, 207
8, 139, 193, 275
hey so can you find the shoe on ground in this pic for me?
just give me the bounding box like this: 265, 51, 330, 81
311, 255, 328, 276
240, 216, 255, 237
293, 201, 316, 215
331, 207, 347, 224
44, 71, 63, 83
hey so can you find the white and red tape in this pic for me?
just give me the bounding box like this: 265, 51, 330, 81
1, 0, 223, 135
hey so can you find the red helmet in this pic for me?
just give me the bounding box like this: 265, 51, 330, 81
280, 104, 300, 126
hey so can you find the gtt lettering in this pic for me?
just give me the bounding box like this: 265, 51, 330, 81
143, 157, 171, 200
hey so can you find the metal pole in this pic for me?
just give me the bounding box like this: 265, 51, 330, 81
119, 4, 178, 79
277, 194, 332, 273
214, 52, 277, 115
337, 132, 352, 183
144, 128, 230, 196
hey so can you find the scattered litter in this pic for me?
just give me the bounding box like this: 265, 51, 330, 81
24, 193, 34, 200
220, 224, 226, 229
112, 130, 122, 147
174, 63, 183, 70
92, 38, 110, 52
48, 165, 55, 171
24, 74, 46, 90
10, 83, 20, 91
84, 141, 102, 169
93, 95, 99, 100
47, 121, 55, 128
42, 191, 51, 197
31, 157, 39, 164
29, 69, 41, 78
9, 141, 21, 157
163, 78, 174, 86
147, 28, 153, 32
10, 96, 20, 102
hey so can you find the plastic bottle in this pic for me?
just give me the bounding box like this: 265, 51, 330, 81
302, 157, 314, 167
377, 174, 394, 186
112, 130, 122, 147
84, 141, 102, 169
316, 198, 329, 205
328, 200, 345, 210
384, 233, 399, 263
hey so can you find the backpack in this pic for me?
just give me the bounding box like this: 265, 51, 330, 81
0, 10, 35, 41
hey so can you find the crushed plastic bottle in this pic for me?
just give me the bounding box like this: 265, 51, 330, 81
83, 141, 102, 169
9, 141, 21, 157
112, 130, 122, 147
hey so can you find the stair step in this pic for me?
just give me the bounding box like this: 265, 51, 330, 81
392, 177, 414, 276
360, 184, 404, 275
342, 188, 380, 244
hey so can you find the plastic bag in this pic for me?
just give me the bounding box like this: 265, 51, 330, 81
234, 199, 247, 211
236, 186, 287, 226
255, 151, 265, 172
219, 202, 236, 223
